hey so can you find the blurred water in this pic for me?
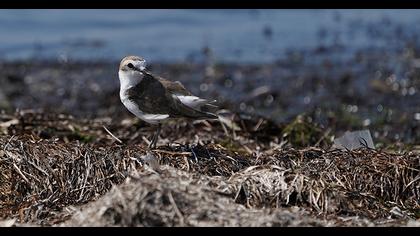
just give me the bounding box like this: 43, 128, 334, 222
1, 9, 420, 62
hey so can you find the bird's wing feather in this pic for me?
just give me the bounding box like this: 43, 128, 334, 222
158, 78, 192, 96
177, 95, 217, 110
127, 72, 217, 119
144, 71, 218, 112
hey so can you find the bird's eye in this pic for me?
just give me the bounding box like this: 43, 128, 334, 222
127, 63, 134, 69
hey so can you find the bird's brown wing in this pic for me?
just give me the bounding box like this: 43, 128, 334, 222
144, 70, 216, 102
126, 71, 216, 119
125, 74, 171, 115
154, 74, 193, 96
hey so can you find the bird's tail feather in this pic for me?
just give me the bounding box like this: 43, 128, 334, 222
173, 95, 219, 119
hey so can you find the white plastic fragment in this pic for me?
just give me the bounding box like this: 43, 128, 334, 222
332, 129, 375, 150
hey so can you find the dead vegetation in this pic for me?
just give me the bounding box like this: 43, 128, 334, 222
61, 166, 330, 227
0, 110, 419, 226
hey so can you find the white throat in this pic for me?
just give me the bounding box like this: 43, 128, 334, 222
119, 70, 143, 93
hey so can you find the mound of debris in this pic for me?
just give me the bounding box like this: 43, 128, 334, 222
0, 111, 419, 226
62, 166, 329, 227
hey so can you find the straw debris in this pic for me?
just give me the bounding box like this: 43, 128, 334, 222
0, 110, 419, 226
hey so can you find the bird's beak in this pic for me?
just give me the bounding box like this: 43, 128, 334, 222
133, 60, 146, 71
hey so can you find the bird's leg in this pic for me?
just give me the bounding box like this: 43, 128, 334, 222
149, 123, 162, 149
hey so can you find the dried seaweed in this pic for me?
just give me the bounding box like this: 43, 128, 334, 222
0, 111, 419, 226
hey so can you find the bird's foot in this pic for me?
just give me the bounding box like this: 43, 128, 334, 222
148, 136, 158, 149
147, 123, 161, 150
148, 143, 157, 150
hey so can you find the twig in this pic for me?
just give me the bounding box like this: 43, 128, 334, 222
78, 153, 91, 201
190, 147, 198, 163
4, 135, 16, 150
242, 144, 253, 155
142, 136, 151, 146
168, 191, 185, 226
253, 118, 264, 132
103, 126, 123, 144
403, 176, 420, 191
12, 163, 30, 184
152, 150, 191, 156
183, 156, 190, 171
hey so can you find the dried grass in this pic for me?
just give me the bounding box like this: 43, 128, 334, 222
61, 166, 329, 227
0, 111, 419, 226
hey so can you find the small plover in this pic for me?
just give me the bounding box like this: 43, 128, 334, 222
118, 55, 218, 148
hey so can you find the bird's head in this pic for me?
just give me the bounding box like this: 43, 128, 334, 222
119, 55, 146, 72
118, 55, 147, 88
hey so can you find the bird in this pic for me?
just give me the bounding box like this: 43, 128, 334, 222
118, 55, 218, 149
